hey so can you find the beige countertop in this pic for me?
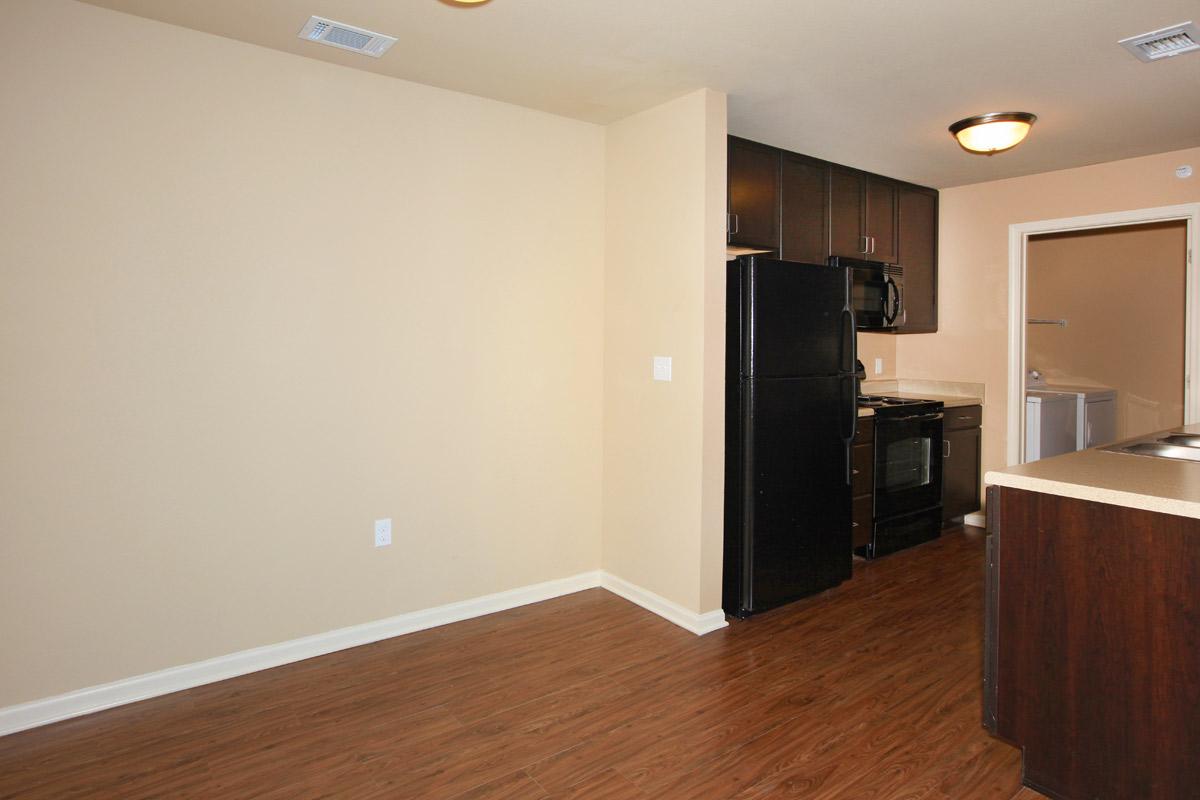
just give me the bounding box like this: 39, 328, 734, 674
858, 407, 874, 418
985, 423, 1200, 520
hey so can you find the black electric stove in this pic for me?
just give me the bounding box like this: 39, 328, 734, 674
856, 394, 944, 558
857, 394, 943, 416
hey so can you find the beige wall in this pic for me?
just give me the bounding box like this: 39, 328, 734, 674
898, 147, 1200, 481
602, 89, 727, 614
858, 333, 898, 380
1027, 222, 1187, 439
0, 0, 606, 706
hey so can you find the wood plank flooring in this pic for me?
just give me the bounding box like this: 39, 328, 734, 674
0, 527, 1044, 799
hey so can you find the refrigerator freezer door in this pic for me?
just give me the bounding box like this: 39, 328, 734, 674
742, 258, 852, 378
726, 375, 852, 616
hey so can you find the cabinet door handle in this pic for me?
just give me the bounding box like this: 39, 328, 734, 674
943, 440, 951, 458
727, 213, 740, 236
869, 236, 876, 255
860, 235, 869, 254
851, 468, 860, 475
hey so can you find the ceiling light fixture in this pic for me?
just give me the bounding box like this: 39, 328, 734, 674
948, 112, 1037, 155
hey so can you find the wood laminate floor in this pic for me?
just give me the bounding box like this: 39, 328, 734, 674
0, 527, 1043, 799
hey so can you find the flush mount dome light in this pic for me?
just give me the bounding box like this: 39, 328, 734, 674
949, 112, 1037, 155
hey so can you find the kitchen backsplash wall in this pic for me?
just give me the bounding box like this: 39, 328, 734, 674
858, 333, 897, 380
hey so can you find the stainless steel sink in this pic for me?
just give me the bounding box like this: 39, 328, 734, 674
1160, 434, 1200, 448
1101, 431, 1200, 462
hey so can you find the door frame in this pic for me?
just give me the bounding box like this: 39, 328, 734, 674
1007, 203, 1200, 465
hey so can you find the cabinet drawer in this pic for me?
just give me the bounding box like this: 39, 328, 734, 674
852, 444, 874, 495
852, 494, 873, 548
944, 405, 982, 431
854, 416, 874, 445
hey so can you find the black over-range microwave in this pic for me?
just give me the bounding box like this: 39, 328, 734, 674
829, 256, 904, 331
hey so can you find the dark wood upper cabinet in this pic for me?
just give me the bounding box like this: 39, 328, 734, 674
727, 137, 780, 250
780, 153, 828, 264
829, 167, 898, 262
897, 186, 938, 332
828, 166, 866, 258
726, 135, 937, 334
865, 177, 898, 263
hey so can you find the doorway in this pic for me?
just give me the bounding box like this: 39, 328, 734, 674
1006, 204, 1200, 465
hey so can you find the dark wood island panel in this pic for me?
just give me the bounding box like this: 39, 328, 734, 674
985, 486, 1200, 799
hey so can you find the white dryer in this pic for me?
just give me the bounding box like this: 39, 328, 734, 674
1026, 391, 1079, 462
1039, 384, 1118, 449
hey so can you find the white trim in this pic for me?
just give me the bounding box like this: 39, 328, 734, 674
964, 512, 986, 528
1007, 203, 1200, 466
0, 569, 727, 737
600, 572, 730, 636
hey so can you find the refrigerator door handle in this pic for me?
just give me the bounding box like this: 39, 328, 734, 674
841, 374, 858, 486
840, 309, 855, 374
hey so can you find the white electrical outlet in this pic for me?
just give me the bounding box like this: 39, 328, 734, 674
374, 518, 392, 548
874, 358, 884, 375
653, 356, 672, 382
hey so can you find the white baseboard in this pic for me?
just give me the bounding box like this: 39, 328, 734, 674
0, 570, 600, 738
964, 511, 986, 528
600, 572, 729, 636
0, 569, 726, 737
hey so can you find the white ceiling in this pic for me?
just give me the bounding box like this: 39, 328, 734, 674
81, 0, 1200, 188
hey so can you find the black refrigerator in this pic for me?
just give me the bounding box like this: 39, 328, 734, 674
723, 256, 857, 618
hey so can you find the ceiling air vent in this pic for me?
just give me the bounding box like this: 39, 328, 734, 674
1119, 21, 1199, 62
297, 16, 397, 58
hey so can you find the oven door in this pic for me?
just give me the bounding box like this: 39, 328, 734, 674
874, 411, 943, 519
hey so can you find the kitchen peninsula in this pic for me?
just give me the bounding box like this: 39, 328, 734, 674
983, 430, 1200, 800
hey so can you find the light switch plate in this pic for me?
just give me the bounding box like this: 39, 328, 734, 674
874, 358, 883, 375
653, 356, 672, 382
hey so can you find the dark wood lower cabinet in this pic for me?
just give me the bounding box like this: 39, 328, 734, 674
942, 405, 981, 524
852, 417, 874, 549
985, 487, 1200, 799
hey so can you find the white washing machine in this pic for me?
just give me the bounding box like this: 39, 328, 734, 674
1039, 385, 1118, 449
1026, 391, 1078, 462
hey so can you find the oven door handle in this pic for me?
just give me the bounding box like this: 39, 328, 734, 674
880, 412, 944, 423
